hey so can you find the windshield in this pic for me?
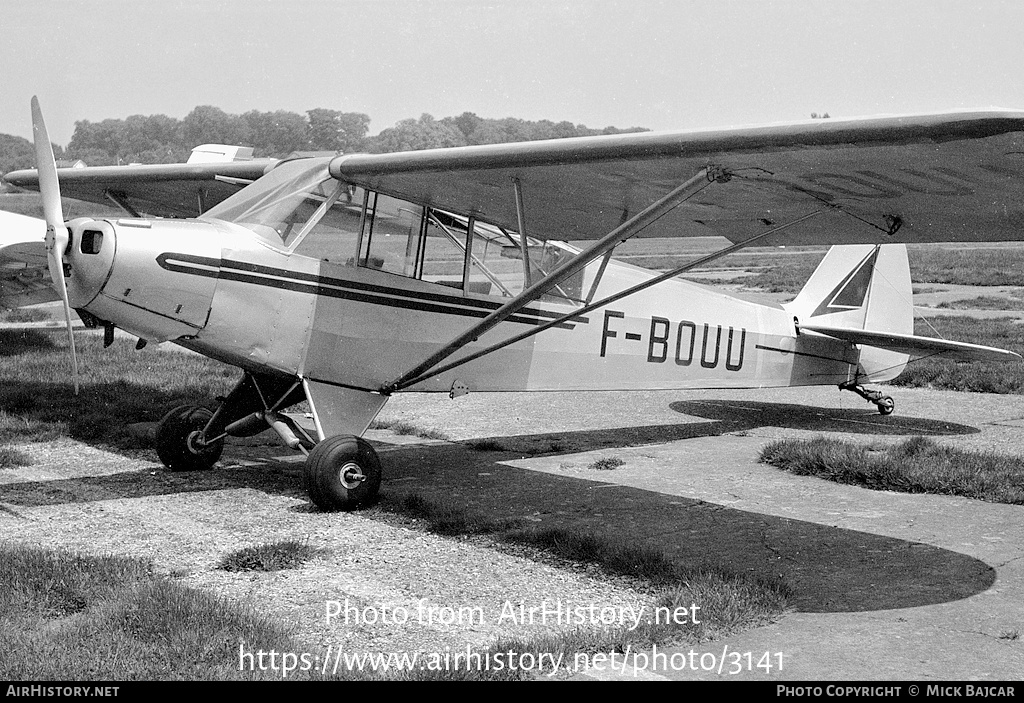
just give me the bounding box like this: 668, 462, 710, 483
203, 157, 337, 247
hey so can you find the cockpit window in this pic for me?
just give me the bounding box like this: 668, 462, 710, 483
357, 201, 585, 304
203, 157, 587, 305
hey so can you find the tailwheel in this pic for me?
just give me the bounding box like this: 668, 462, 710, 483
839, 381, 896, 417
155, 405, 224, 471
303, 435, 382, 511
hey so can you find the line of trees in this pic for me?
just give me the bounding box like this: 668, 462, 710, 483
0, 106, 648, 174
0, 135, 35, 176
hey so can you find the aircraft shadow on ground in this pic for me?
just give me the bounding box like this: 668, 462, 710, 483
667, 398, 980, 437
0, 414, 994, 616
0, 375, 977, 464
376, 442, 995, 616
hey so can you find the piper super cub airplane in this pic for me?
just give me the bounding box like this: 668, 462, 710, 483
2, 98, 1023, 510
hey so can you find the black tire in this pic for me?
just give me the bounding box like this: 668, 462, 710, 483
155, 405, 223, 471
877, 397, 895, 416
304, 435, 382, 511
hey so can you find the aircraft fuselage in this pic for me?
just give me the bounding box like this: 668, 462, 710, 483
64, 217, 864, 400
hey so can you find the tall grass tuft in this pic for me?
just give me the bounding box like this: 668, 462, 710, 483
218, 540, 325, 572
0, 445, 32, 468
760, 436, 1024, 504
385, 492, 524, 535
588, 456, 625, 471
369, 418, 450, 441
507, 527, 681, 584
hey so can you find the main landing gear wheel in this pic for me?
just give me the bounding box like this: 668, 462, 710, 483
303, 435, 382, 511
876, 396, 895, 416
155, 405, 224, 471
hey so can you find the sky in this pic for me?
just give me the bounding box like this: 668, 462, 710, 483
3, 0, 1024, 147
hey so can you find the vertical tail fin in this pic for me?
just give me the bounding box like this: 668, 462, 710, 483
784, 244, 913, 382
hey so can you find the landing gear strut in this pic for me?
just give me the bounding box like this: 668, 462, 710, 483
152, 372, 383, 511
153, 372, 312, 471
840, 381, 895, 416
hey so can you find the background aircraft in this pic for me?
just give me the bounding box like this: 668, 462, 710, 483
1, 99, 1022, 510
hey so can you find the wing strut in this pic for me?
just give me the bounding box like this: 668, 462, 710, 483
104, 190, 142, 218
389, 208, 828, 392
380, 166, 728, 394
512, 177, 534, 287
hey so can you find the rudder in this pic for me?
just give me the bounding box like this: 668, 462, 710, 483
783, 244, 913, 382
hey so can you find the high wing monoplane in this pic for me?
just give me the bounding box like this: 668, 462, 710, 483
2, 99, 1022, 509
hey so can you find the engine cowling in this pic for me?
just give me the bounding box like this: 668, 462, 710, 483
68, 218, 224, 342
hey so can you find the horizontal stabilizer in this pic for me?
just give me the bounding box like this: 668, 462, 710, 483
801, 324, 1022, 363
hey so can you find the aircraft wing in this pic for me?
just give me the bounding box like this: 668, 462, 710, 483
3, 160, 275, 218
328, 110, 1024, 246
5, 111, 1024, 246
801, 324, 1022, 362
0, 211, 55, 308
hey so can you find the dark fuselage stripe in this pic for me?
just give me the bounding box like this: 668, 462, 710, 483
156, 253, 587, 329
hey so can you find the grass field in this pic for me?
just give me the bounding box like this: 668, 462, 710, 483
891, 316, 1024, 394
618, 241, 1024, 291
0, 330, 237, 448
0, 544, 306, 680
908, 246, 1024, 287
935, 295, 1024, 311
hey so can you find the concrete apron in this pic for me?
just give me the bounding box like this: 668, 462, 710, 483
469, 386, 1024, 680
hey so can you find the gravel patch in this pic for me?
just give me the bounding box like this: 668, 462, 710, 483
0, 438, 653, 661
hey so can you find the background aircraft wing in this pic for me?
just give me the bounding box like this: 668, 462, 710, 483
0, 211, 55, 308
4, 160, 275, 218
329, 110, 1024, 246
801, 324, 1022, 362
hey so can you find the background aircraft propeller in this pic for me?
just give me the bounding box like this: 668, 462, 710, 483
31, 96, 79, 395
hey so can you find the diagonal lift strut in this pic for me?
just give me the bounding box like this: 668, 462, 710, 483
380, 166, 728, 394
392, 208, 827, 391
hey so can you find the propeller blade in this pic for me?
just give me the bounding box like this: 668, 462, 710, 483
31, 96, 79, 395
31, 97, 64, 230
